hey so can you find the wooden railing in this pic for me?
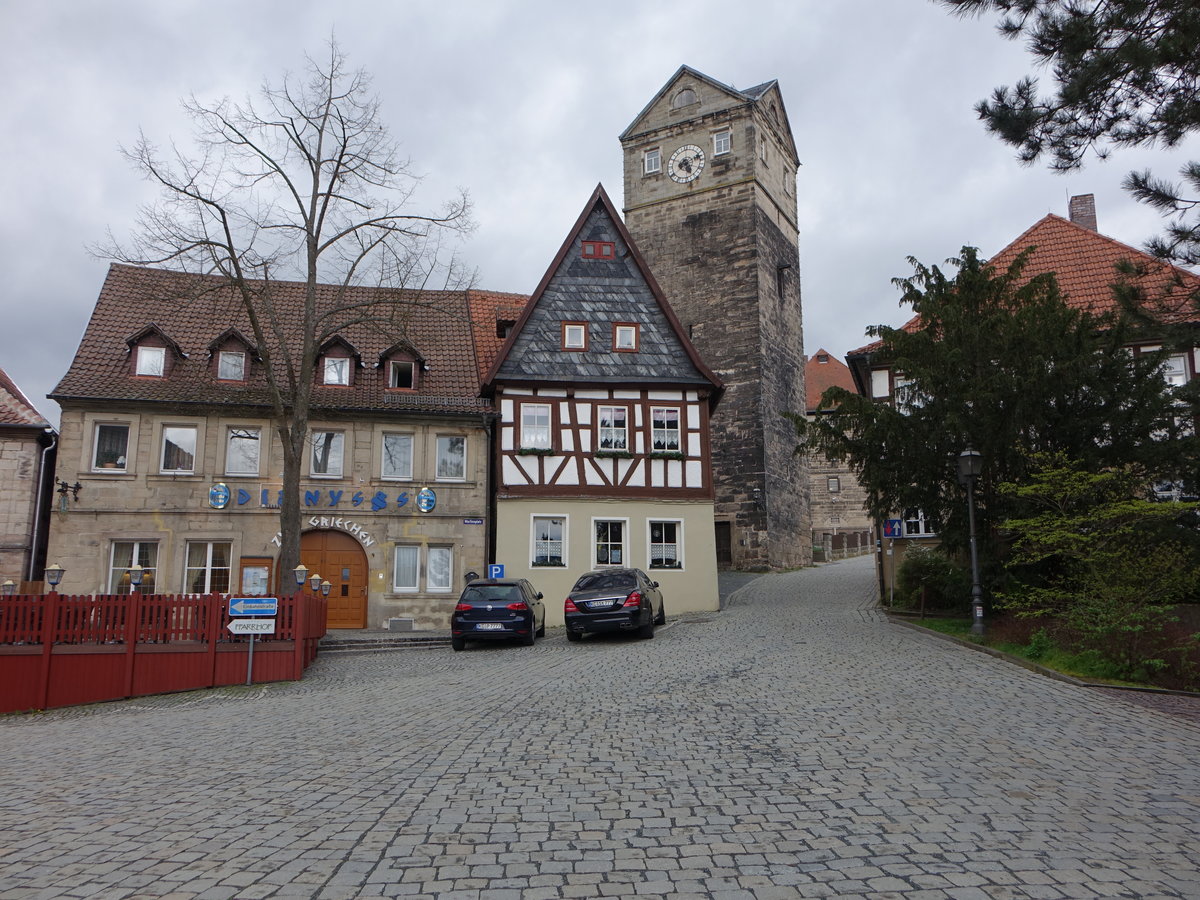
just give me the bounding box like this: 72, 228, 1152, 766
0, 591, 327, 714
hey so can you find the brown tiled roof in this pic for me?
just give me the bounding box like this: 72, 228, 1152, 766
466, 289, 529, 384
804, 349, 857, 412
52, 264, 493, 415
850, 213, 1200, 356
0, 367, 49, 427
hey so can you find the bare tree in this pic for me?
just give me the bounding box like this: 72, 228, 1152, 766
101, 42, 474, 579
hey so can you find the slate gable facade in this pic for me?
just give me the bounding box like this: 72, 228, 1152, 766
486, 186, 724, 621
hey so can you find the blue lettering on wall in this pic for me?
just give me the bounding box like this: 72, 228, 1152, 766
396, 492, 408, 508
371, 491, 388, 512
305, 490, 320, 507
328, 490, 344, 507
237, 489, 251, 506
352, 491, 364, 506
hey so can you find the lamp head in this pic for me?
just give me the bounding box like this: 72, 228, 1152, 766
45, 564, 65, 587
309, 573, 322, 591
957, 448, 983, 486
293, 564, 308, 587
129, 564, 144, 587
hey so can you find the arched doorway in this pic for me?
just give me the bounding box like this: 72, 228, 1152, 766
300, 530, 368, 629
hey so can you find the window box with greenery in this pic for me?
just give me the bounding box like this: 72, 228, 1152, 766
594, 449, 634, 460
649, 451, 685, 461
516, 447, 555, 456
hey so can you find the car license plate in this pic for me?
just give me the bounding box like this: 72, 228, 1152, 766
587, 600, 614, 609
476, 622, 504, 630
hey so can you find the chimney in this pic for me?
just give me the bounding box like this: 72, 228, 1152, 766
1068, 194, 1098, 231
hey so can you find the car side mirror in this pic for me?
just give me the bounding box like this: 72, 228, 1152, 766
536, 592, 543, 600
651, 581, 659, 588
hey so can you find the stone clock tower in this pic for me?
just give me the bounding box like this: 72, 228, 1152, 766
620, 66, 811, 569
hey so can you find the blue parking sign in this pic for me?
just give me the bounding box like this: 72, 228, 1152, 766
487, 564, 504, 579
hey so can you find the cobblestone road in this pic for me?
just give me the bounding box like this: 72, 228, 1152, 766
3, 556, 1199, 899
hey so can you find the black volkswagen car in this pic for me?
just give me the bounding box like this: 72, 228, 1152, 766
451, 579, 545, 651
564, 567, 665, 642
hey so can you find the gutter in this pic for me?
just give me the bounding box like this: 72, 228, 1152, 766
27, 429, 56, 582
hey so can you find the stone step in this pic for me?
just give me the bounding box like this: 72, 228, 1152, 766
319, 635, 450, 653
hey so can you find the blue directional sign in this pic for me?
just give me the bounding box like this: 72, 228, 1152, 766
883, 519, 903, 538
229, 597, 279, 617
487, 564, 504, 579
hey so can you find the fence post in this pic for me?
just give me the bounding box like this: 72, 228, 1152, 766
37, 591, 60, 710
123, 590, 141, 698
292, 593, 306, 680
206, 593, 223, 688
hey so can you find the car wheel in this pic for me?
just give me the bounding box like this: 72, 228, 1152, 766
566, 629, 582, 642
451, 636, 465, 652
638, 617, 655, 640
655, 602, 666, 626
523, 628, 536, 646
536, 619, 546, 638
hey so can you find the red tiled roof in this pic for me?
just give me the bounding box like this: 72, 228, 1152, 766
804, 349, 857, 412
0, 367, 49, 427
52, 264, 493, 415
850, 214, 1200, 357
466, 289, 529, 384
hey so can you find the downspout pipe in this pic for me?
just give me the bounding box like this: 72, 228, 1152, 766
27, 429, 56, 582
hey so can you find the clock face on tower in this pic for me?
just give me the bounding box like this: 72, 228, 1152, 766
668, 144, 705, 183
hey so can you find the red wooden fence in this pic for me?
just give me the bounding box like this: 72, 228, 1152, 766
0, 591, 328, 714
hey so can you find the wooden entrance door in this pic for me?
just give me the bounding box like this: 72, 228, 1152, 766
300, 530, 368, 629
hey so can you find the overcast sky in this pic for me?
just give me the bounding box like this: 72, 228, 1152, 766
3, 0, 1194, 427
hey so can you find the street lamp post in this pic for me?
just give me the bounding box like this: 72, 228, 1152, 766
128, 564, 144, 593
44, 564, 64, 593
957, 449, 985, 637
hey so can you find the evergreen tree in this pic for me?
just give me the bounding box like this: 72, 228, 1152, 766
794, 247, 1194, 565
941, 1, 1200, 264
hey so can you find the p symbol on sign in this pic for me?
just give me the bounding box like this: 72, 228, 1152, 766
487, 564, 504, 579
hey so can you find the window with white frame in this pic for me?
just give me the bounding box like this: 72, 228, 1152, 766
323, 356, 350, 386
521, 404, 552, 450
1163, 353, 1188, 387
893, 376, 925, 412
185, 541, 232, 593
649, 520, 682, 569
389, 360, 416, 389
644, 148, 661, 174
436, 435, 466, 480
226, 427, 261, 476
903, 509, 937, 537
93, 423, 129, 471
595, 520, 625, 566
161, 425, 197, 474
109, 541, 158, 594
382, 433, 414, 479
532, 516, 565, 566
136, 346, 165, 377
427, 546, 453, 592
613, 324, 639, 352
598, 406, 628, 450
311, 431, 344, 477
217, 351, 245, 381
713, 130, 731, 156
562, 322, 587, 350
393, 545, 419, 591
827, 476, 841, 493
651, 407, 681, 451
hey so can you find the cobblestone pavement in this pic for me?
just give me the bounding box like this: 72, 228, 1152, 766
3, 556, 1199, 899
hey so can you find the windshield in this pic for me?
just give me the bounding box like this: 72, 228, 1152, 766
572, 572, 635, 593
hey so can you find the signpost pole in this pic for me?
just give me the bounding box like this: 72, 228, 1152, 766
246, 633, 255, 686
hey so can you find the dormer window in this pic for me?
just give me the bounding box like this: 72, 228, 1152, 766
582, 241, 615, 260
496, 320, 515, 339
323, 356, 350, 386
217, 351, 246, 381
562, 322, 588, 351
389, 360, 416, 390
135, 346, 165, 377
613, 324, 639, 352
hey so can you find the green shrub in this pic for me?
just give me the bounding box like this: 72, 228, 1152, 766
895, 544, 971, 612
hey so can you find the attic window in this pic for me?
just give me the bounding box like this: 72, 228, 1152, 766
323, 356, 351, 386
672, 88, 698, 109
562, 322, 588, 351
496, 320, 515, 339
389, 360, 416, 390
582, 241, 615, 260
817, 353, 829, 364
217, 351, 246, 381
136, 346, 165, 377
613, 324, 639, 352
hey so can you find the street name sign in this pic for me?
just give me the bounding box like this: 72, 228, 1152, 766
228, 620, 276, 635
229, 597, 278, 617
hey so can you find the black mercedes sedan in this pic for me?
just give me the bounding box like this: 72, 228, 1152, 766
563, 567, 665, 642
451, 579, 545, 651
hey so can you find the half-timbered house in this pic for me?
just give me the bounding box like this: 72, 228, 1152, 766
485, 186, 724, 624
